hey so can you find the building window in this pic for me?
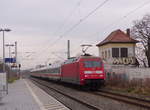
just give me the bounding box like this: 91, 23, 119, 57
112, 48, 119, 58
102, 52, 104, 59
121, 48, 128, 57
105, 51, 107, 58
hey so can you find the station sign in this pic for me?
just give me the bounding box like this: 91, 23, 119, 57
5, 58, 16, 63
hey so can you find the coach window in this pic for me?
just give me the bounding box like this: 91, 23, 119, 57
112, 48, 119, 58
121, 48, 128, 57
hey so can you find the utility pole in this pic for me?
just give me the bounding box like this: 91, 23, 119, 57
15, 42, 17, 64
67, 40, 70, 59
0, 28, 11, 95
3, 31, 5, 72
14, 41, 20, 78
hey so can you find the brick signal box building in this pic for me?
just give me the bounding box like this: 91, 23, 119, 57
96, 29, 150, 82
96, 29, 138, 66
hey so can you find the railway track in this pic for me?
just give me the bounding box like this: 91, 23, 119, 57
93, 90, 150, 109
30, 77, 150, 110
30, 77, 102, 110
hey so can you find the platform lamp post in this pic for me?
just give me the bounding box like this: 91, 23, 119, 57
0, 28, 11, 94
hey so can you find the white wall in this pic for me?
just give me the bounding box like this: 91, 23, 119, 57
105, 66, 150, 81
126, 68, 150, 80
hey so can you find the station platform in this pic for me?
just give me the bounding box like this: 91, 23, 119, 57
0, 79, 69, 110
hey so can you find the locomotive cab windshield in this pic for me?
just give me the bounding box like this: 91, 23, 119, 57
84, 61, 102, 68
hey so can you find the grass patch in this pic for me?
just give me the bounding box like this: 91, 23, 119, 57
126, 87, 135, 93
105, 78, 150, 96
8, 77, 19, 83
105, 85, 150, 96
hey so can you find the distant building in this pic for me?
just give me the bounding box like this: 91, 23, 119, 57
96, 29, 138, 66
0, 58, 2, 64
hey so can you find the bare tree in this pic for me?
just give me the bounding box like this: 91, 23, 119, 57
131, 14, 150, 67
135, 45, 147, 67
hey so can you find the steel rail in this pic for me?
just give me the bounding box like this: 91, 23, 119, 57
92, 90, 150, 109
30, 78, 102, 110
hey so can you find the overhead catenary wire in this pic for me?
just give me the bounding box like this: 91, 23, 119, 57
81, 0, 150, 46
52, 0, 84, 37
57, 0, 109, 40
102, 0, 150, 34
34, 0, 110, 64
72, 0, 150, 55
45, 0, 83, 47
31, 0, 150, 67
44, 0, 109, 49
33, 0, 84, 61
44, 0, 110, 60
44, 0, 109, 51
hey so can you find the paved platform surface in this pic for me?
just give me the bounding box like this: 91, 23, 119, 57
0, 79, 70, 110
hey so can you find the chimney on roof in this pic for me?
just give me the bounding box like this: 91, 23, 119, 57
126, 28, 130, 37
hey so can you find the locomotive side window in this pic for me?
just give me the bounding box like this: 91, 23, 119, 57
84, 61, 101, 68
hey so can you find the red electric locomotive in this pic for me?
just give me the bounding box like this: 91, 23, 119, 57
31, 55, 105, 90
61, 55, 105, 89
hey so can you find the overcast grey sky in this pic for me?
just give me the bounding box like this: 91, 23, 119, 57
0, 0, 150, 69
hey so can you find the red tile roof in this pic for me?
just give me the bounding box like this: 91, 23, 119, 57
96, 29, 138, 46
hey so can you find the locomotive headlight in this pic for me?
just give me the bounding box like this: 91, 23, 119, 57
99, 74, 104, 77
84, 71, 103, 74
95, 71, 103, 74
84, 71, 92, 74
